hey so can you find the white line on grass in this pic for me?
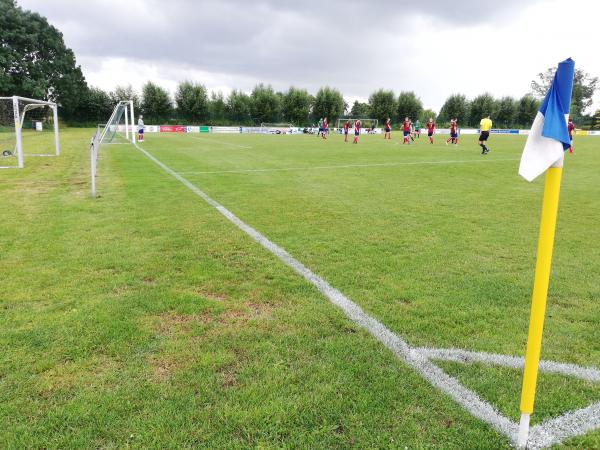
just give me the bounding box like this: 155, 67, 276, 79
415, 347, 600, 383
528, 401, 600, 449
133, 142, 600, 449
178, 158, 520, 175
186, 134, 252, 149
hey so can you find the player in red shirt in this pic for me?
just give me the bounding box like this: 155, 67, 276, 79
402, 117, 411, 144
454, 119, 459, 145
568, 117, 576, 153
384, 118, 391, 140
426, 118, 435, 144
353, 119, 361, 144
343, 120, 350, 143
321, 117, 328, 139
446, 119, 459, 145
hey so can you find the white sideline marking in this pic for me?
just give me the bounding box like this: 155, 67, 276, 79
528, 401, 600, 450
178, 158, 520, 175
186, 134, 252, 149
416, 347, 600, 383
133, 142, 600, 449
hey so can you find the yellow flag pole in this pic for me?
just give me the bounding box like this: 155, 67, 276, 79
517, 159, 564, 448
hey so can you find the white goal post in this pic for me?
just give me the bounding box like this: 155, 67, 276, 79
91, 100, 135, 197
98, 100, 136, 145
0, 96, 60, 169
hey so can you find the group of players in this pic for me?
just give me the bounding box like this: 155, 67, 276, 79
321, 114, 578, 154
338, 117, 461, 147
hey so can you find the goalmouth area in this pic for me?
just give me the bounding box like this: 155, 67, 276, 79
1, 128, 600, 449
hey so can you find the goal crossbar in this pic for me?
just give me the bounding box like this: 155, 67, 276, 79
0, 96, 57, 105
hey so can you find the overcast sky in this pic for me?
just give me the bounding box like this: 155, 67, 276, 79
17, 0, 600, 113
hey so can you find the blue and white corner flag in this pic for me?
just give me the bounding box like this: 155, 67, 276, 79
519, 58, 575, 182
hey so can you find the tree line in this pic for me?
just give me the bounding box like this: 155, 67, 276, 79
2, 0, 598, 128
80, 83, 544, 129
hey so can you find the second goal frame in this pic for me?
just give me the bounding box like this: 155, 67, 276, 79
0, 96, 60, 169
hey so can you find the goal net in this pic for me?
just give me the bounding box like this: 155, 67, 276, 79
260, 122, 294, 134
91, 100, 135, 197
98, 100, 135, 145
335, 118, 379, 131
0, 96, 60, 169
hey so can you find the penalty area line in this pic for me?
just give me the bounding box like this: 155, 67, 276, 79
178, 157, 520, 175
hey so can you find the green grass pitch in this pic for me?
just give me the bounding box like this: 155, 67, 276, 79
1, 129, 599, 448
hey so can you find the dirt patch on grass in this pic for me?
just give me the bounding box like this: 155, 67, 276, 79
149, 356, 180, 382
145, 300, 278, 357
142, 276, 156, 286
221, 369, 237, 388
6, 180, 59, 194
217, 309, 249, 323
246, 301, 276, 318
152, 312, 210, 336
111, 285, 131, 296
38, 355, 119, 394
217, 349, 246, 389
216, 301, 275, 324
195, 287, 227, 301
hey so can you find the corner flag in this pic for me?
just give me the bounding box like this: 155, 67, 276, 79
517, 58, 575, 448
519, 58, 575, 182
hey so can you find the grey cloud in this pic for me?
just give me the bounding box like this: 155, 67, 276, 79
17, 0, 545, 106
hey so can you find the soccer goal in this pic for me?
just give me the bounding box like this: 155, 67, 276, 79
98, 100, 136, 145
91, 100, 135, 197
0, 96, 60, 169
335, 118, 379, 131
260, 122, 294, 134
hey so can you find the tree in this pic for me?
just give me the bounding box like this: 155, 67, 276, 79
78, 87, 113, 123
282, 87, 313, 125
419, 109, 437, 124
175, 81, 208, 123
368, 89, 396, 124
591, 110, 600, 130
0, 0, 87, 118
226, 89, 252, 124
516, 95, 539, 128
141, 82, 172, 123
532, 67, 598, 124
397, 91, 423, 123
469, 93, 496, 127
110, 85, 141, 112
438, 94, 469, 125
313, 87, 346, 124
209, 91, 226, 123
250, 83, 281, 124
350, 101, 371, 117
494, 96, 517, 128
